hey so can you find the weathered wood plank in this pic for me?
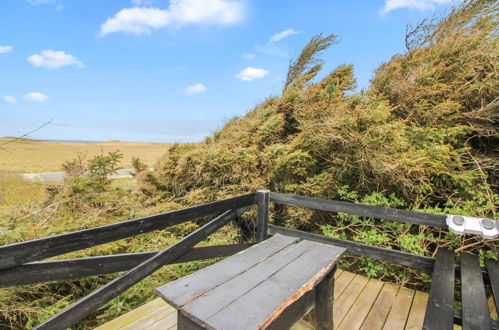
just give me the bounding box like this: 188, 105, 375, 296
94, 298, 166, 330
333, 275, 369, 325
486, 259, 499, 314
0, 193, 256, 270
268, 224, 435, 271
33, 207, 245, 330
256, 189, 270, 242
423, 248, 455, 330
406, 290, 429, 330
120, 305, 175, 330
383, 286, 415, 329
148, 310, 178, 330
270, 192, 447, 229
337, 278, 383, 330
204, 242, 344, 330
334, 270, 356, 300
360, 283, 399, 330
156, 234, 299, 308
0, 244, 253, 288
181, 240, 320, 320
460, 253, 491, 329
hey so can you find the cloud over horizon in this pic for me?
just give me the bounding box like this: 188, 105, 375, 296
100, 0, 245, 36
24, 92, 49, 102
236, 67, 269, 81
28, 50, 84, 69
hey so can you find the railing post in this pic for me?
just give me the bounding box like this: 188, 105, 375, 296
256, 190, 270, 242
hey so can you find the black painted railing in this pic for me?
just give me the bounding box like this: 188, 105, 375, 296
0, 190, 495, 329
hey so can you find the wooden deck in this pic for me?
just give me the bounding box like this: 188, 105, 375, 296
96, 270, 435, 330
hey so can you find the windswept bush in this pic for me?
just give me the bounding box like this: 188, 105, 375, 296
139, 0, 498, 283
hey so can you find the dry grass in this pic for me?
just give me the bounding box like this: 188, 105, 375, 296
0, 138, 171, 173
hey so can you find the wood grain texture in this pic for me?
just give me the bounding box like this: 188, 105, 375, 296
181, 240, 319, 320
99, 270, 446, 330
94, 298, 167, 330
270, 192, 447, 229
383, 286, 415, 330
486, 259, 499, 314
156, 234, 299, 308
0, 193, 256, 270
334, 275, 369, 325
337, 278, 383, 330
406, 290, 429, 330
334, 271, 356, 300
360, 283, 399, 330
460, 253, 491, 330
204, 242, 344, 330
256, 190, 270, 242
423, 248, 455, 330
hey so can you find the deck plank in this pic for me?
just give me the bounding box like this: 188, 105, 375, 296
406, 290, 429, 330
333, 274, 369, 325
97, 271, 444, 330
383, 286, 415, 329
334, 271, 356, 300
120, 304, 175, 330
94, 298, 166, 330
360, 283, 399, 330
337, 278, 384, 330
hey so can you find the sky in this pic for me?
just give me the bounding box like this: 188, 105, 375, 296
0, 0, 459, 143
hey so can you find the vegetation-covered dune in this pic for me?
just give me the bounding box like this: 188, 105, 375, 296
0, 0, 497, 328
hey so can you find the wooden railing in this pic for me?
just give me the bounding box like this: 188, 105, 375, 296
0, 193, 257, 329
0, 190, 495, 329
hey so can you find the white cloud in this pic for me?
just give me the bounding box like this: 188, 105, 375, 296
27, 0, 63, 9
24, 92, 49, 102
131, 0, 154, 6
0, 45, 13, 54
28, 50, 84, 69
268, 28, 299, 44
235, 67, 269, 81
100, 0, 245, 36
180, 83, 207, 94
27, 0, 56, 4
381, 0, 453, 14
242, 52, 255, 60
3, 96, 16, 104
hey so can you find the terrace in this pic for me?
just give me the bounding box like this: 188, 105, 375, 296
0, 191, 497, 329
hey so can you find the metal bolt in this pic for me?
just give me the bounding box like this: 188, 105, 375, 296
481, 218, 495, 230
452, 215, 465, 226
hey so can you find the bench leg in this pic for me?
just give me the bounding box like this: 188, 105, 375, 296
311, 266, 335, 330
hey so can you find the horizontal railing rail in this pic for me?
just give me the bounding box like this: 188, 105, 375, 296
0, 193, 256, 270
268, 224, 435, 271
270, 192, 448, 229
0, 243, 253, 288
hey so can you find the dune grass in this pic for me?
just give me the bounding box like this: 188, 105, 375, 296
0, 138, 171, 173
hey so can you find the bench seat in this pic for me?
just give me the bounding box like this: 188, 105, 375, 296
156, 234, 346, 330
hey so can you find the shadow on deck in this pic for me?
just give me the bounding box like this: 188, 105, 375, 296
95, 269, 462, 330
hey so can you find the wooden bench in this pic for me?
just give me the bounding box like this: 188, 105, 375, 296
423, 249, 499, 329
155, 234, 346, 330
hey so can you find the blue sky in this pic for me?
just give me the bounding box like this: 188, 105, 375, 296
0, 0, 458, 142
